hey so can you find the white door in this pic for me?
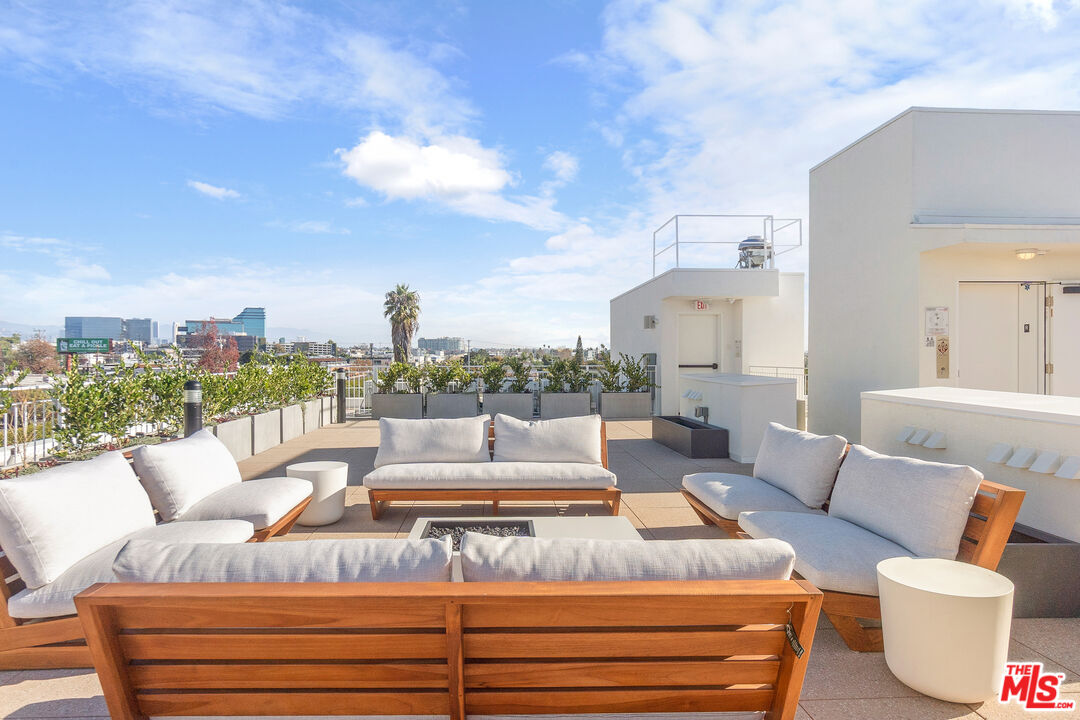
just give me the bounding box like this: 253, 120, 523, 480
1050, 284, 1080, 397
958, 282, 1045, 393
678, 314, 720, 373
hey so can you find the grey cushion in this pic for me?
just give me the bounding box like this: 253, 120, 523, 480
682, 472, 826, 520
364, 462, 617, 490
374, 416, 490, 468
177, 477, 313, 529
7, 520, 253, 619
131, 429, 243, 521
753, 423, 847, 509
493, 413, 603, 464
113, 537, 453, 583
460, 533, 795, 582
739, 510, 913, 596
828, 444, 982, 558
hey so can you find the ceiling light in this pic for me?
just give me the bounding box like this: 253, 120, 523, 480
1015, 248, 1045, 261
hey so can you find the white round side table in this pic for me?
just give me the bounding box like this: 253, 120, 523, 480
286, 461, 349, 526
878, 557, 1014, 704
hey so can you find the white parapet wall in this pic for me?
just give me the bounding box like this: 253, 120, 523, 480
679, 373, 797, 463
861, 386, 1080, 542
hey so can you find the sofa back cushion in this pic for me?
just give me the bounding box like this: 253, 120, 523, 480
131, 429, 241, 521
828, 444, 983, 559
374, 417, 491, 468
114, 537, 454, 583
459, 533, 795, 582
493, 414, 602, 464
0, 451, 155, 588
754, 422, 848, 509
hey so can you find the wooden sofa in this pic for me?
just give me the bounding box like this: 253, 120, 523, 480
368, 419, 621, 520
77, 579, 821, 720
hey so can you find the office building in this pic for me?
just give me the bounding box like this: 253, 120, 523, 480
124, 318, 153, 344
417, 336, 466, 353
64, 316, 124, 341
293, 341, 338, 357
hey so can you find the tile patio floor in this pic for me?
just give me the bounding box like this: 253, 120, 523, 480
2, 419, 1077, 719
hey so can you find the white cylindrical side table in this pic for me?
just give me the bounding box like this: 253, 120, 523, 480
286, 461, 349, 526
878, 557, 1014, 704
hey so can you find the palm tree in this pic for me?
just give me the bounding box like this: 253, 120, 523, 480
384, 283, 420, 362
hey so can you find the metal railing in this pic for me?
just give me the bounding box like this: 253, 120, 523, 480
2, 398, 60, 467
652, 214, 802, 276
748, 365, 808, 399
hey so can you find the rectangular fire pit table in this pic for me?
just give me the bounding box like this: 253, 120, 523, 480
407, 515, 643, 580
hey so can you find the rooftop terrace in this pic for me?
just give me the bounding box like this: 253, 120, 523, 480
3, 419, 1077, 719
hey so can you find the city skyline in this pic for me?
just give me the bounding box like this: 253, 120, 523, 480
5, 2, 1080, 345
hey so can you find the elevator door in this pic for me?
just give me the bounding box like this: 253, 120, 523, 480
958, 282, 1045, 394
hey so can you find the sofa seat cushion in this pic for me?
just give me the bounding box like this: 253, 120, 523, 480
828, 444, 982, 559
738, 511, 913, 596
132, 429, 242, 521
0, 451, 155, 589
375, 416, 491, 468
493, 413, 602, 464
113, 537, 453, 583
7, 520, 254, 619
363, 462, 616, 490
753, 423, 848, 509
682, 472, 826, 520
177, 477, 313, 529
460, 532, 796, 582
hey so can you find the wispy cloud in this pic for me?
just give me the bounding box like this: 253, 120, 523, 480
187, 180, 240, 200
267, 219, 351, 235
543, 151, 579, 183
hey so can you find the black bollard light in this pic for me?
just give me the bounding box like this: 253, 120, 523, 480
183, 379, 203, 437
336, 369, 347, 424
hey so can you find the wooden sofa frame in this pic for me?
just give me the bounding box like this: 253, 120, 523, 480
368, 420, 621, 519
77, 579, 822, 720
684, 478, 1025, 652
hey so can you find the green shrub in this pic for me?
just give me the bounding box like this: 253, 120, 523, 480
620, 353, 656, 393
596, 355, 624, 392
479, 360, 507, 393
505, 355, 531, 393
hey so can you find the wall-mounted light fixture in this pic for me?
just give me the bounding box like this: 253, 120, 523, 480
1015, 248, 1046, 261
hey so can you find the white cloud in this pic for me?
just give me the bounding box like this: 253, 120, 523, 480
268, 220, 351, 235
543, 151, 579, 183
187, 180, 240, 200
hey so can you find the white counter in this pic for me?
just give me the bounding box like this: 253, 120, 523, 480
862, 387, 1080, 542
679, 373, 797, 462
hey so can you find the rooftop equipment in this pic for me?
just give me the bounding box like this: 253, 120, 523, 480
736, 236, 771, 269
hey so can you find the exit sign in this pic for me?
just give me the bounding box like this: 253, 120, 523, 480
694, 300, 711, 311
56, 338, 112, 354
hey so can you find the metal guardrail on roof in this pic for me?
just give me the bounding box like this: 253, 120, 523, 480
652, 214, 803, 276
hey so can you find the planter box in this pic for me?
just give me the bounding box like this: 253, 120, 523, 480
281, 404, 304, 443
321, 396, 335, 425
426, 393, 479, 419
303, 399, 322, 433
212, 417, 253, 462
483, 393, 534, 419
540, 393, 592, 419
372, 393, 423, 420
652, 416, 728, 458
995, 524, 1080, 618
600, 392, 653, 420
252, 409, 282, 455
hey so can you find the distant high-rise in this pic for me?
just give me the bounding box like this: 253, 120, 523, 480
417, 336, 465, 353
232, 307, 266, 339
65, 316, 124, 340
124, 318, 153, 344
180, 307, 266, 350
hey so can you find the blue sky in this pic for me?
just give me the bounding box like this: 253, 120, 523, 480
3, 0, 1080, 346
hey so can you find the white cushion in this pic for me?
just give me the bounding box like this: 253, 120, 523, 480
739, 510, 913, 596
364, 462, 616, 490
113, 537, 453, 583
493, 413, 602, 464
753, 423, 847, 509
177, 477, 313, 529
682, 472, 826, 520
7, 520, 253, 619
131, 429, 241, 521
0, 451, 155, 589
828, 444, 982, 558
460, 533, 795, 582
374, 417, 491, 468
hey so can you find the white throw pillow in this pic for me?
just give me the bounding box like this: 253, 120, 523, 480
374, 417, 491, 468
753, 422, 848, 509
0, 451, 155, 588
131, 429, 242, 521
493, 413, 602, 464
113, 537, 454, 583
459, 533, 795, 582
828, 444, 983, 559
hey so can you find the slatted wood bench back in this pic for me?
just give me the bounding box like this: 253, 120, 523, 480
77, 579, 821, 720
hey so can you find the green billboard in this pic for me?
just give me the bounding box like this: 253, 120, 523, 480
56, 338, 112, 354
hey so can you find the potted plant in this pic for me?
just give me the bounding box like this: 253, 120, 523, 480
371, 362, 424, 419
480, 357, 533, 419
540, 357, 593, 419
600, 353, 655, 419
425, 359, 478, 418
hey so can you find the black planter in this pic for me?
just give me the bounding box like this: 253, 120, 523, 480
995, 523, 1080, 618
652, 416, 728, 458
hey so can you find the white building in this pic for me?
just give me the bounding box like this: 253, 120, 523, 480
810, 108, 1080, 441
